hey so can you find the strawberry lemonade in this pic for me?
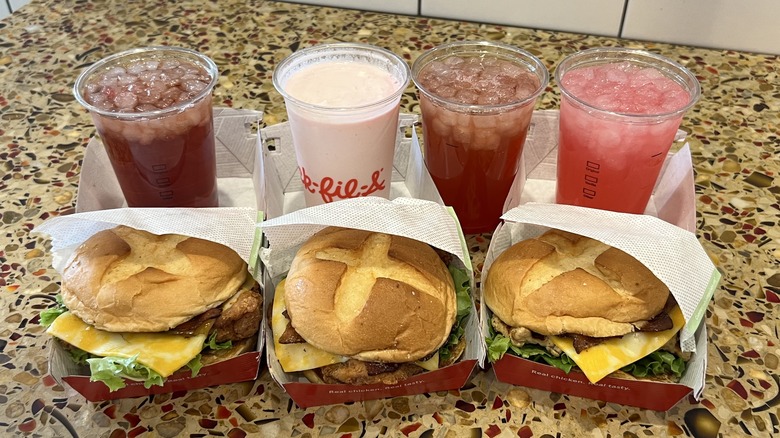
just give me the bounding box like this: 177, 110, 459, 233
555, 48, 700, 213
412, 42, 548, 234
273, 43, 410, 206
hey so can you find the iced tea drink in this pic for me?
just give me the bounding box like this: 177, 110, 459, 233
412, 42, 548, 234
74, 47, 219, 207
555, 48, 700, 213
273, 43, 410, 206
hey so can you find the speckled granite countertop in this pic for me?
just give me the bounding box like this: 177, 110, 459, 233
1, 0, 778, 436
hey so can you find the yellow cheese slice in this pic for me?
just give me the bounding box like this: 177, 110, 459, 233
415, 351, 439, 372
47, 312, 207, 377
550, 306, 685, 383
272, 279, 346, 372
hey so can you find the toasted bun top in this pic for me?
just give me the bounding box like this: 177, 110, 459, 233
60, 225, 248, 332
284, 227, 456, 363
484, 229, 670, 338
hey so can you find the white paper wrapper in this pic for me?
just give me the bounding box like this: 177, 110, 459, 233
33, 207, 260, 275
259, 197, 470, 280
490, 204, 719, 348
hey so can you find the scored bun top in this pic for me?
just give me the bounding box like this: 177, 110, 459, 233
61, 225, 248, 332
284, 227, 456, 363
484, 229, 670, 338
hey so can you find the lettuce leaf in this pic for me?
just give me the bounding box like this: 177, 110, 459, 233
87, 355, 164, 391
438, 267, 471, 364
186, 354, 203, 377
39, 294, 68, 327
64, 344, 91, 365
485, 332, 511, 363
621, 350, 686, 379
205, 332, 232, 351
486, 331, 575, 373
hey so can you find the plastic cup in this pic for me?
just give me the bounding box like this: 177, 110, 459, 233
412, 41, 548, 234
555, 47, 701, 213
74, 46, 219, 207
272, 43, 411, 206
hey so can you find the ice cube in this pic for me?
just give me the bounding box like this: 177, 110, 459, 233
594, 127, 623, 149
136, 82, 164, 104
103, 66, 126, 79
184, 104, 207, 127
85, 82, 103, 94
113, 91, 138, 110
431, 115, 451, 136
116, 74, 138, 86
126, 60, 160, 75
160, 58, 182, 70
498, 60, 525, 77
182, 79, 208, 94
482, 56, 499, 67
85, 90, 107, 106
443, 56, 465, 66
471, 131, 501, 151
455, 112, 472, 127
433, 85, 456, 99
454, 89, 479, 105
497, 111, 527, 137
94, 99, 115, 111
135, 103, 158, 112
605, 66, 629, 84
437, 108, 458, 127
477, 91, 501, 106
472, 113, 497, 129
138, 70, 161, 83
452, 124, 471, 145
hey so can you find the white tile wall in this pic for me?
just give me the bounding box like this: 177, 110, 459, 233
421, 0, 626, 37
9, 0, 30, 11
622, 0, 780, 55
281, 0, 417, 16
0, 2, 11, 21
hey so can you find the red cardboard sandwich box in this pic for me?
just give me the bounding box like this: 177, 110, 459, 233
480, 111, 720, 411
35, 109, 266, 401
258, 198, 482, 408
36, 207, 266, 402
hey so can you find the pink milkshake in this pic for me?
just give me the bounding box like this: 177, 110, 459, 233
273, 43, 411, 206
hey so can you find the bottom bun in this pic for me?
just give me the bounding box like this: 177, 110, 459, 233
305, 359, 425, 385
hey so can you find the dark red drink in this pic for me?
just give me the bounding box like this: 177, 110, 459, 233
412, 42, 548, 234
419, 110, 532, 233
74, 47, 219, 207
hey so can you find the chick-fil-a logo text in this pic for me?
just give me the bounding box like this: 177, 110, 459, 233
300, 166, 386, 203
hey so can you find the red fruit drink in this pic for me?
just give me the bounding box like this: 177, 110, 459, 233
74, 47, 219, 207
555, 49, 700, 213
413, 42, 547, 234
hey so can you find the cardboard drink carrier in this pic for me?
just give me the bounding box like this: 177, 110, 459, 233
34, 109, 267, 401
481, 110, 721, 411
255, 115, 486, 408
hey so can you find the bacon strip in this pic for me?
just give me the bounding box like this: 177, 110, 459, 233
278, 310, 307, 344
